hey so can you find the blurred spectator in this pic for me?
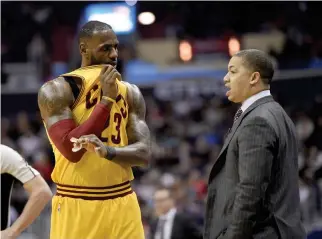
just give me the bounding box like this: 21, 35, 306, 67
1, 118, 16, 150
33, 152, 53, 183
16, 112, 43, 162
295, 111, 315, 141
150, 187, 202, 239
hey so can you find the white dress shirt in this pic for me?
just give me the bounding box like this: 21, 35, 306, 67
241, 90, 271, 112
155, 208, 177, 239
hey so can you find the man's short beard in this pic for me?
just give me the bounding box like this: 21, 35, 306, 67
90, 55, 102, 65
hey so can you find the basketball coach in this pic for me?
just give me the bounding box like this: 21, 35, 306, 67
204, 49, 306, 239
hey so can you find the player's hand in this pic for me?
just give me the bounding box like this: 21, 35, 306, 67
71, 135, 107, 158
99, 65, 121, 100
0, 228, 18, 239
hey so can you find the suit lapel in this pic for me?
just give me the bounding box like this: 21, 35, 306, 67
217, 114, 243, 158
215, 96, 274, 161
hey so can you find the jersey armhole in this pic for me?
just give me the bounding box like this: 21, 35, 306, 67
64, 76, 84, 109
121, 81, 131, 108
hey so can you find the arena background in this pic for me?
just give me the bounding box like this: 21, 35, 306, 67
1, 1, 322, 238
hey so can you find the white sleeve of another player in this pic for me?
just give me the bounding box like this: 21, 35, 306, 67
0, 144, 40, 184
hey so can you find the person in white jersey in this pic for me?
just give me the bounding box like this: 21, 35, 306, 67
0, 144, 52, 239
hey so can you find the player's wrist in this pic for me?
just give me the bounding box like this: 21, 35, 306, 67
104, 146, 116, 160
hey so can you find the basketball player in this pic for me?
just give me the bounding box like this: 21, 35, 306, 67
37, 21, 151, 239
0, 144, 52, 239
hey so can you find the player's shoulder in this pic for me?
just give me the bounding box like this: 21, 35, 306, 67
38, 77, 74, 112
122, 82, 144, 107
38, 77, 69, 95
123, 82, 143, 99
122, 81, 140, 94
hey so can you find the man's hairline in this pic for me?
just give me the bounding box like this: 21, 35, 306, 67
79, 28, 115, 42
233, 55, 271, 85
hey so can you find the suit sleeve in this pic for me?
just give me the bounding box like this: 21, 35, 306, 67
224, 117, 276, 239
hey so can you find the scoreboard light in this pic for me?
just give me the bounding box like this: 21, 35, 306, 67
82, 3, 136, 35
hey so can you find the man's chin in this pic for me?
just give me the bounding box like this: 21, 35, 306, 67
227, 95, 234, 102
227, 95, 241, 104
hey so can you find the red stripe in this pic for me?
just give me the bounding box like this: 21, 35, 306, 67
55, 180, 130, 190
56, 190, 133, 201
57, 185, 131, 195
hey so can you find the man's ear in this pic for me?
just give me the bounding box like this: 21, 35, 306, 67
79, 42, 87, 55
250, 72, 260, 86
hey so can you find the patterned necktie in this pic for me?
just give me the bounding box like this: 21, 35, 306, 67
233, 108, 243, 123
225, 108, 243, 139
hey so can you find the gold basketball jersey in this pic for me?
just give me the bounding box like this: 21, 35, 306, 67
48, 65, 134, 187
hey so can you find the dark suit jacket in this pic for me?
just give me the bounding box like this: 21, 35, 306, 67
151, 211, 202, 239
204, 96, 306, 239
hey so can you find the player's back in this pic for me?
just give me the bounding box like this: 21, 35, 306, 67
45, 65, 133, 199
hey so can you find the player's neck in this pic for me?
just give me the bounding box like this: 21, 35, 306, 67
81, 62, 90, 68
81, 57, 92, 67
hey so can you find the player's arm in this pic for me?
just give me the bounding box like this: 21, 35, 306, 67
109, 83, 151, 167
4, 176, 52, 238
75, 84, 151, 167
38, 77, 113, 163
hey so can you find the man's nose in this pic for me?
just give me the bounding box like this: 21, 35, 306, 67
223, 73, 229, 83
109, 48, 118, 60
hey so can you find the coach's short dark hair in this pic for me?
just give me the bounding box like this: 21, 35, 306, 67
234, 49, 274, 84
78, 21, 112, 43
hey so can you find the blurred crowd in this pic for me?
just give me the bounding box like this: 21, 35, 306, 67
2, 2, 322, 73
2, 2, 322, 238
2, 91, 322, 238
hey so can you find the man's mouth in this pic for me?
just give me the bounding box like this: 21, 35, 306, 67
225, 85, 231, 96
110, 61, 117, 67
